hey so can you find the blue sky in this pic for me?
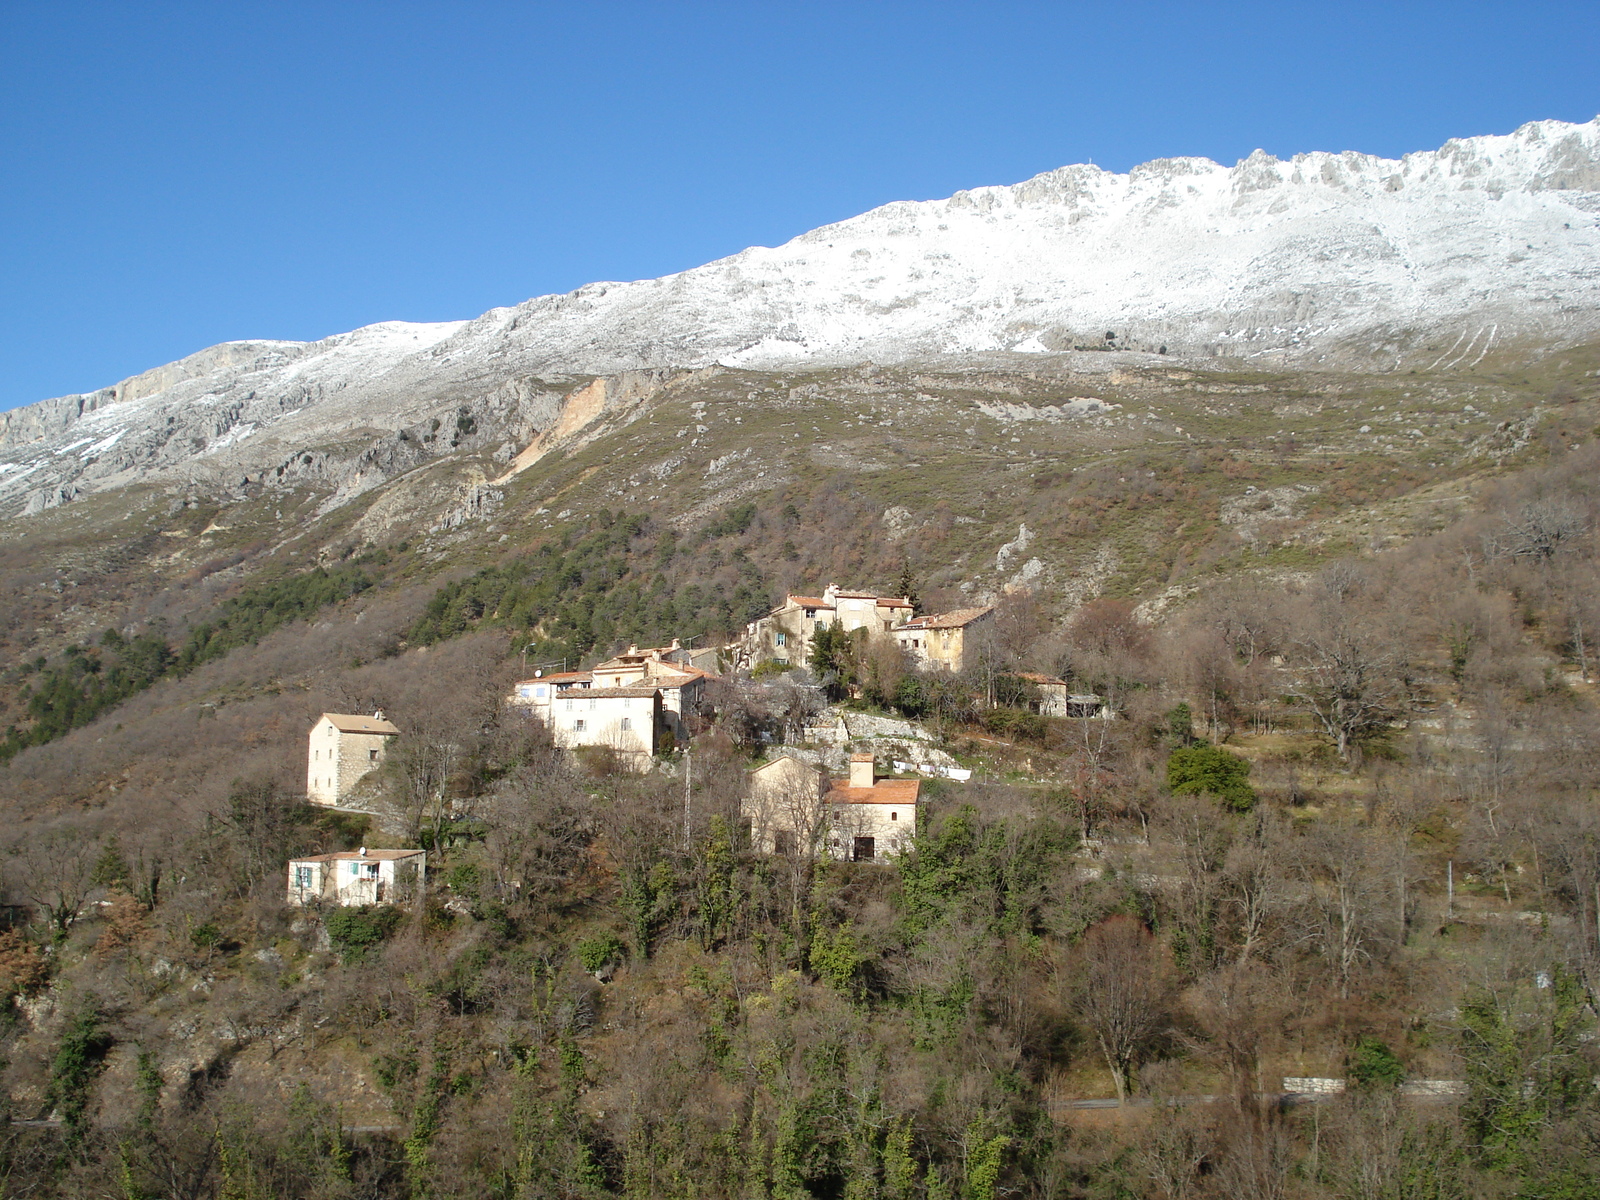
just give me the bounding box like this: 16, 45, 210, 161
2, 1, 1598, 411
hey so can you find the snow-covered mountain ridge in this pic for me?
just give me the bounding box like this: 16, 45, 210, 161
4, 116, 1600, 518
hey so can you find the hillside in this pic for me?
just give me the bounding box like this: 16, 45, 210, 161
0, 121, 1597, 1200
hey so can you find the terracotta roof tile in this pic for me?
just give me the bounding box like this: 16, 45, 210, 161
290, 848, 425, 863
825, 779, 922, 805
914, 606, 995, 630
319, 713, 401, 735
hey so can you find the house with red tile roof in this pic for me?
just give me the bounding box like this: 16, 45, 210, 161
892, 606, 995, 673
743, 752, 919, 864
741, 583, 916, 670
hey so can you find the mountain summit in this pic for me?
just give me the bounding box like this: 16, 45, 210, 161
3, 116, 1599, 518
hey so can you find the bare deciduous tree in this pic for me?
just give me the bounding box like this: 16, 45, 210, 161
1069, 915, 1170, 1103
6, 823, 99, 933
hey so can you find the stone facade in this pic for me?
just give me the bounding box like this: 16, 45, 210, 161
742, 753, 919, 864
892, 606, 994, 673
742, 584, 914, 669
306, 712, 400, 806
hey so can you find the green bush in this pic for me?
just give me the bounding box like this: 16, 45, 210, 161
446, 862, 483, 901
323, 905, 402, 963
981, 707, 1046, 743
1166, 744, 1257, 812
576, 931, 626, 976
1348, 1034, 1405, 1090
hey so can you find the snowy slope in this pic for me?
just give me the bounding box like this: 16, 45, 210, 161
445, 115, 1600, 371
3, 117, 1600, 516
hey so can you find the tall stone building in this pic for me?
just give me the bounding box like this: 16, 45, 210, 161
306, 711, 400, 806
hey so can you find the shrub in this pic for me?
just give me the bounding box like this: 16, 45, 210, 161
981, 707, 1047, 743
0, 929, 47, 998
576, 931, 627, 977
446, 862, 483, 901
1166, 744, 1257, 812
1348, 1034, 1405, 1090
324, 905, 402, 963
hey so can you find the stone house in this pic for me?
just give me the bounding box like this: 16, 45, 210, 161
892, 606, 994, 673
510, 641, 714, 756
548, 686, 662, 768
307, 712, 400, 806
285, 847, 425, 907
1014, 672, 1071, 716
743, 584, 915, 669
743, 753, 919, 864
590, 641, 713, 742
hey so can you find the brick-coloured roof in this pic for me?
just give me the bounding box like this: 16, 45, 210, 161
651, 667, 714, 686
826, 779, 922, 805
900, 606, 994, 630
787, 595, 835, 609
750, 754, 826, 777
290, 848, 424, 863
1014, 671, 1068, 686
319, 713, 401, 735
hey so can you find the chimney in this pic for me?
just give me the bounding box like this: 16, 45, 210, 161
824, 582, 840, 605
849, 753, 875, 790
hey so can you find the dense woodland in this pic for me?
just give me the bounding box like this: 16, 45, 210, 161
0, 426, 1595, 1198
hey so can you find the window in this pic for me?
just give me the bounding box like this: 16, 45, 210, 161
369, 748, 379, 762
890, 811, 897, 821
775, 632, 787, 647
773, 829, 795, 857
314, 749, 319, 760
565, 698, 573, 712
535, 685, 547, 699
803, 608, 816, 619
350, 862, 361, 877
589, 697, 597, 710
294, 866, 313, 889
574, 719, 586, 732
620, 718, 632, 732
816, 620, 829, 631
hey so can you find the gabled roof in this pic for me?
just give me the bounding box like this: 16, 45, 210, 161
318, 713, 401, 735
750, 753, 826, 778
652, 665, 715, 685
898, 606, 994, 631
787, 595, 835, 609
825, 778, 922, 805
514, 671, 592, 687
565, 686, 660, 699
290, 848, 424, 863
1014, 671, 1069, 686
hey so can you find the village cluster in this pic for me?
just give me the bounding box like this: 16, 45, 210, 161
289, 583, 1103, 907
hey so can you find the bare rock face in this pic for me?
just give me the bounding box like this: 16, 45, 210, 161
4, 118, 1600, 520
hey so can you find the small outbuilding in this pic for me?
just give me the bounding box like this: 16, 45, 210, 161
286, 847, 426, 908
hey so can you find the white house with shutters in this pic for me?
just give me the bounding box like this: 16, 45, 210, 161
285, 847, 426, 907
